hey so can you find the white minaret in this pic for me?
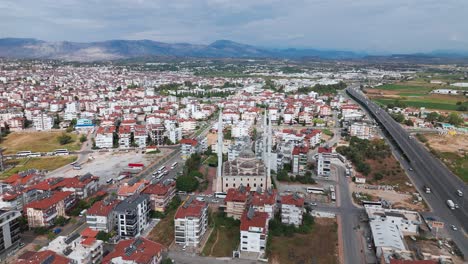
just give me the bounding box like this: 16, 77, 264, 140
262, 111, 267, 161
267, 110, 272, 181
217, 111, 223, 179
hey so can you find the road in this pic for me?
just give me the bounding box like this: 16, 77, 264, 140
346, 86, 468, 256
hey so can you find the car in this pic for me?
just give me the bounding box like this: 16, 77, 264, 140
196, 197, 205, 202
19, 242, 25, 248
310, 202, 317, 206
451, 225, 458, 231
177, 191, 187, 195
182, 245, 187, 251
212, 199, 219, 203
456, 190, 463, 197
408, 167, 413, 171
454, 203, 459, 209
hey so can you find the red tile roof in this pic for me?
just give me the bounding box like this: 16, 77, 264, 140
81, 227, 99, 238
17, 250, 70, 264
281, 194, 304, 207
240, 210, 269, 233
86, 199, 119, 216
102, 237, 166, 264
142, 182, 175, 196
25, 191, 73, 211
251, 190, 277, 206
224, 187, 251, 203
175, 200, 207, 219
318, 147, 332, 153
180, 138, 198, 146
292, 146, 309, 155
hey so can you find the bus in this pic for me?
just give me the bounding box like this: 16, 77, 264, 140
29, 152, 41, 158
54, 149, 70, 156
157, 166, 166, 173
16, 151, 32, 157
171, 162, 178, 169
214, 192, 227, 199
306, 187, 325, 194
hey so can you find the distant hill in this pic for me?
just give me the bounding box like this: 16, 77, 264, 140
0, 38, 467, 62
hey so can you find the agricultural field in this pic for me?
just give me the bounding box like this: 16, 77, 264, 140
269, 218, 338, 264
0, 156, 77, 179
0, 131, 82, 154
366, 81, 467, 112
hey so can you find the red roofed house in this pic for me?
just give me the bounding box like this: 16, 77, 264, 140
174, 199, 208, 247
180, 138, 199, 160
118, 125, 132, 148
54, 174, 99, 199
292, 146, 309, 176
25, 191, 76, 228
102, 237, 166, 264
117, 180, 147, 200
86, 199, 120, 232
17, 250, 70, 264
251, 189, 277, 220
240, 208, 269, 254
281, 194, 305, 226
142, 181, 176, 212
225, 185, 251, 220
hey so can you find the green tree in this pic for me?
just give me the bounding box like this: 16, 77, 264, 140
79, 134, 87, 143
55, 216, 67, 226
58, 133, 73, 145
404, 119, 414, 126
426, 112, 439, 122
96, 231, 112, 242
176, 174, 199, 192
447, 112, 463, 126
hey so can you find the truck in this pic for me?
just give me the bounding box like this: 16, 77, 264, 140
446, 200, 455, 210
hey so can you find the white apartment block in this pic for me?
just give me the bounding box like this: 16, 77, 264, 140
43, 234, 103, 264
174, 199, 208, 247
350, 122, 372, 140
281, 194, 304, 227
32, 113, 54, 131
316, 147, 332, 177
240, 209, 269, 254
95, 126, 115, 149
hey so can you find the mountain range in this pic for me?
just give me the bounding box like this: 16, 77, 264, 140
0, 38, 466, 62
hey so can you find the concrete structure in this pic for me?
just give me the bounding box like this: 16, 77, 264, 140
350, 122, 373, 140
102, 237, 166, 264
316, 147, 333, 177
292, 146, 308, 176
95, 126, 115, 149
225, 185, 250, 220
43, 234, 103, 264
32, 113, 54, 131
86, 199, 119, 233
114, 194, 150, 239
180, 138, 198, 160
25, 191, 75, 228
174, 198, 208, 247
142, 181, 176, 212
281, 194, 304, 226
0, 210, 21, 256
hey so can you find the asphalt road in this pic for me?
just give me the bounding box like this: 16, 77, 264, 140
346, 86, 468, 256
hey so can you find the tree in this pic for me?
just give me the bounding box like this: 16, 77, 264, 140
447, 112, 463, 126
390, 113, 405, 123
176, 174, 199, 192
96, 231, 112, 242
426, 112, 439, 122
404, 119, 414, 127
79, 134, 87, 143
58, 133, 73, 145
55, 216, 67, 226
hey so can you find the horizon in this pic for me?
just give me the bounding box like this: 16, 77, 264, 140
1, 0, 468, 54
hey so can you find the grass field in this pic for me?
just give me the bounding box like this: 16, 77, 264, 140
438, 152, 468, 183
376, 84, 433, 95
147, 209, 176, 247
202, 212, 240, 257
269, 218, 338, 264
373, 98, 460, 111
0, 156, 77, 179
1, 131, 81, 154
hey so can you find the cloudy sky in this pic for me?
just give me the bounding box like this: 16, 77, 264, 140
1, 0, 467, 53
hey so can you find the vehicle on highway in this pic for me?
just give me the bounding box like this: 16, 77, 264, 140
456, 190, 463, 197
451, 225, 458, 231
454, 203, 459, 209
106, 178, 114, 184
306, 187, 325, 194
446, 199, 455, 210
171, 162, 178, 169
408, 167, 413, 171
73, 164, 82, 170
196, 197, 205, 202
424, 185, 431, 193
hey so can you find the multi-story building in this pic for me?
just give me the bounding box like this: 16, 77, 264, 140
25, 191, 76, 228
240, 208, 269, 254
148, 124, 165, 145
86, 199, 120, 232
180, 138, 198, 160
102, 237, 166, 264
95, 126, 116, 149
316, 147, 333, 177
281, 194, 304, 226
17, 250, 70, 264
292, 146, 309, 176
117, 179, 147, 200
350, 122, 372, 140
251, 189, 277, 220
0, 210, 21, 256
32, 113, 54, 131
174, 198, 208, 247
43, 234, 104, 264
118, 125, 132, 148
114, 194, 150, 239
134, 125, 148, 148
225, 185, 250, 220
142, 181, 176, 212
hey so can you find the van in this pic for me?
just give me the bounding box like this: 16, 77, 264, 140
79, 209, 87, 217
456, 190, 463, 197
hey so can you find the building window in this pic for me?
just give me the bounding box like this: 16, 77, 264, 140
254, 183, 256, 187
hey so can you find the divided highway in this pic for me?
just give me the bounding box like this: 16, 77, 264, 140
346, 86, 468, 255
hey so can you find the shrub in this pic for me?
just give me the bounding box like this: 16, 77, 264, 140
58, 133, 73, 145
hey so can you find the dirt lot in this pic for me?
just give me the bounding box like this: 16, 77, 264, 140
147, 209, 176, 247
424, 134, 468, 154
269, 218, 338, 264
1, 131, 82, 154
405, 237, 465, 264
350, 183, 427, 211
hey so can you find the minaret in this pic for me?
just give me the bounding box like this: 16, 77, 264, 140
266, 111, 272, 185
262, 110, 268, 161
216, 110, 223, 192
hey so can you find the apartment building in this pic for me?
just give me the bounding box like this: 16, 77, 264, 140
32, 113, 54, 131
43, 233, 103, 264
316, 147, 333, 177
17, 250, 70, 264
251, 189, 277, 220
95, 126, 116, 149
281, 194, 304, 227
86, 199, 120, 232
240, 208, 269, 254
142, 181, 176, 212
114, 194, 150, 239
118, 125, 132, 148
292, 146, 309, 176
174, 198, 208, 247
180, 138, 198, 160
0, 210, 21, 256
102, 237, 166, 264
225, 185, 250, 220
350, 122, 372, 140
117, 179, 147, 200
25, 191, 76, 228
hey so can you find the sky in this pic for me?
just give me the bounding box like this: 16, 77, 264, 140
1, 0, 468, 53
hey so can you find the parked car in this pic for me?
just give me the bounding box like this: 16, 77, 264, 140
451, 225, 458, 231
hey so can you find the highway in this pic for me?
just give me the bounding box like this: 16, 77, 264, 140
346, 86, 468, 256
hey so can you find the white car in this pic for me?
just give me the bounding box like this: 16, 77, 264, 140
451, 225, 458, 231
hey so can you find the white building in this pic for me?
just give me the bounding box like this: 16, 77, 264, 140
167, 125, 182, 144
32, 113, 54, 131
95, 126, 115, 149
240, 208, 269, 254
43, 234, 103, 264
174, 199, 208, 247
180, 138, 198, 159
315, 147, 332, 177
0, 210, 21, 256
86, 199, 119, 233
350, 122, 372, 140
366, 207, 422, 235
281, 194, 304, 226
